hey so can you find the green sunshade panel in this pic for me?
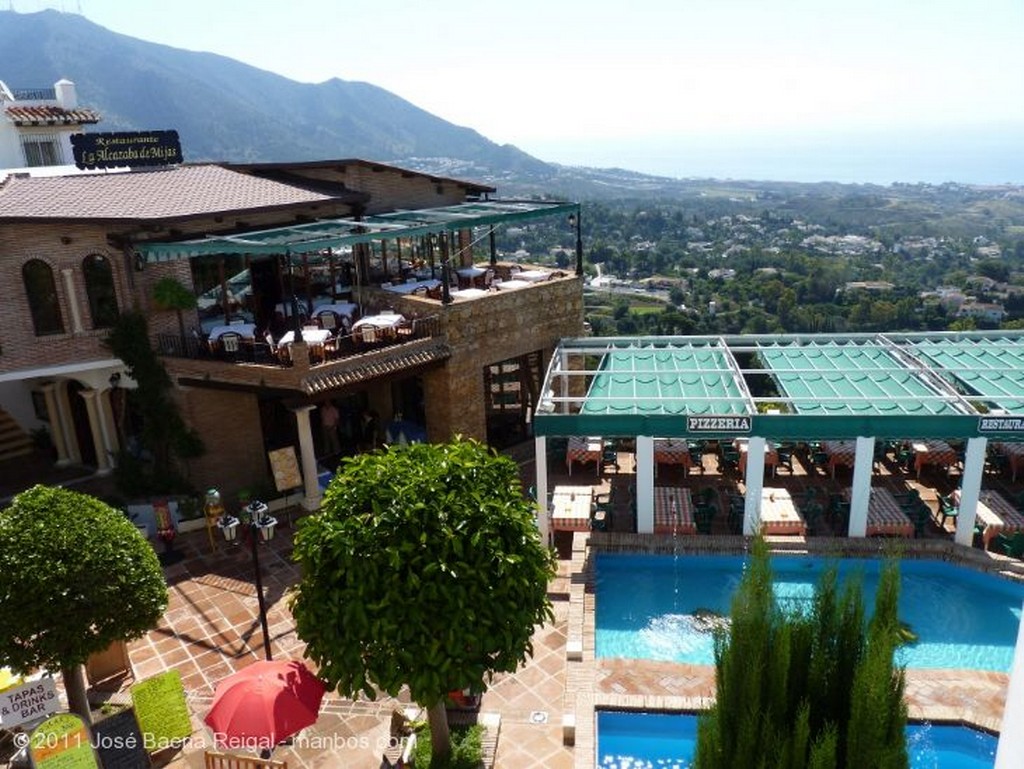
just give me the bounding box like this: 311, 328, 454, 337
581, 343, 750, 416
911, 337, 1024, 412
760, 341, 963, 416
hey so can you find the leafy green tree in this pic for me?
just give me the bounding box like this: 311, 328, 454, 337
290, 439, 556, 762
152, 276, 198, 340
0, 486, 168, 723
104, 311, 204, 495
694, 537, 907, 769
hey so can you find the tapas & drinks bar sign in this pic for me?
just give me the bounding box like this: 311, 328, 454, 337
71, 130, 182, 170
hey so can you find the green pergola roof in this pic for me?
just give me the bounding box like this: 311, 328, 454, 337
911, 337, 1024, 412
134, 199, 578, 262
534, 332, 1024, 441
580, 342, 751, 416
757, 340, 963, 416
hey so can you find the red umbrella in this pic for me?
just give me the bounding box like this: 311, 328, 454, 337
205, 660, 326, 750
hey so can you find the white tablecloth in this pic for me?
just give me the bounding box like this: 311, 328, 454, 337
312, 301, 358, 318
384, 279, 441, 295
456, 266, 487, 278
208, 323, 256, 341
517, 269, 550, 282
495, 279, 531, 291
279, 328, 332, 345
451, 288, 489, 300
352, 313, 405, 331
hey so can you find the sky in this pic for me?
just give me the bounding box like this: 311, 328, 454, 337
19, 0, 1024, 183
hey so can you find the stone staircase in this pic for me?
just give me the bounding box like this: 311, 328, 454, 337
0, 407, 33, 463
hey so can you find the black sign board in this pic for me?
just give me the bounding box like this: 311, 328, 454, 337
71, 130, 182, 170
91, 708, 151, 769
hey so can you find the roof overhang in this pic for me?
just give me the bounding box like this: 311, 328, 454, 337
534, 331, 1024, 441
134, 199, 578, 262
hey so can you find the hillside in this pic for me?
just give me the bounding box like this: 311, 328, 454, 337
0, 9, 554, 184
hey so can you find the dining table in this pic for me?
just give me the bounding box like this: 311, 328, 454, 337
566, 436, 603, 476
383, 279, 441, 295
207, 323, 256, 341
312, 301, 358, 319
993, 442, 1024, 481
653, 438, 692, 475
494, 279, 532, 291
911, 440, 958, 478
822, 440, 857, 478
550, 485, 594, 532
351, 312, 406, 343
653, 486, 696, 535
278, 328, 333, 363
516, 269, 551, 283
451, 287, 489, 300
843, 487, 914, 537
758, 487, 807, 536
954, 488, 1024, 549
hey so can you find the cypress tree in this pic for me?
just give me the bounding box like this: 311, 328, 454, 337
694, 537, 908, 769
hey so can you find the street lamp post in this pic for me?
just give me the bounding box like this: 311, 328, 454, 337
217, 499, 277, 660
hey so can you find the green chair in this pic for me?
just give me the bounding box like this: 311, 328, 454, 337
997, 531, 1024, 558
694, 504, 715, 534
936, 493, 959, 529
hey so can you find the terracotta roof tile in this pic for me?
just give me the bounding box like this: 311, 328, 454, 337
0, 164, 342, 221
5, 106, 101, 125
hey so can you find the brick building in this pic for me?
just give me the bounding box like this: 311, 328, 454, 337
0, 82, 585, 507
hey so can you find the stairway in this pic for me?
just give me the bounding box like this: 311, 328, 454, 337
0, 407, 34, 462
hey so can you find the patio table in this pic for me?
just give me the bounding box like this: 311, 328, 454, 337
954, 488, 1024, 549
844, 487, 914, 537
516, 269, 551, 282
654, 438, 692, 475
451, 288, 489, 300
566, 436, 602, 476
911, 440, 958, 478
759, 487, 806, 536
494, 279, 531, 291
822, 440, 856, 478
550, 485, 594, 531
653, 486, 696, 535
994, 442, 1024, 481
384, 279, 441, 295
208, 323, 256, 341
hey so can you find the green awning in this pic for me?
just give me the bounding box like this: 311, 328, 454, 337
134, 200, 578, 262
911, 336, 1024, 412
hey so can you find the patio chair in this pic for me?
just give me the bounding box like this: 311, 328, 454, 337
775, 446, 794, 474
218, 331, 242, 362
601, 445, 620, 475
997, 531, 1024, 559
688, 446, 705, 474
718, 448, 740, 474
936, 493, 959, 529
810, 450, 830, 474
694, 505, 715, 534
316, 310, 339, 332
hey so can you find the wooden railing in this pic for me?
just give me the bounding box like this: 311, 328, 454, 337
204, 750, 287, 769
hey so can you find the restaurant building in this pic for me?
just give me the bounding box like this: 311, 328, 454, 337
0, 78, 585, 506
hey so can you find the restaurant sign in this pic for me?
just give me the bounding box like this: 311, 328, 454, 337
978, 415, 1024, 433
687, 415, 751, 433
71, 130, 182, 170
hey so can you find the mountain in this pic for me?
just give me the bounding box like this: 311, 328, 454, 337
0, 9, 557, 185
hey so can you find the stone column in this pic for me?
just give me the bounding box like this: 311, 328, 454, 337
846, 437, 875, 537
995, 600, 1024, 768
743, 437, 767, 536
78, 389, 111, 474
534, 435, 549, 544
40, 383, 71, 466
635, 436, 655, 534
291, 405, 322, 511
56, 384, 81, 463
60, 268, 84, 333
955, 437, 988, 546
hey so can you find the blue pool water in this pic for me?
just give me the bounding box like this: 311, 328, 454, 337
596, 554, 1024, 671
597, 712, 998, 768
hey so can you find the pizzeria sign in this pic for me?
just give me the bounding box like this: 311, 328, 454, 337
687, 415, 751, 433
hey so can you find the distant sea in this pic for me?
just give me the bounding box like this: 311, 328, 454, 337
528, 125, 1024, 186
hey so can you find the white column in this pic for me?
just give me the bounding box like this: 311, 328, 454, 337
534, 435, 549, 544
956, 437, 988, 546
40, 383, 71, 466
56, 384, 80, 463
291, 405, 322, 511
60, 268, 84, 333
995, 601, 1024, 768
78, 389, 111, 474
636, 435, 655, 533
743, 437, 767, 536
847, 437, 875, 537
559, 349, 569, 413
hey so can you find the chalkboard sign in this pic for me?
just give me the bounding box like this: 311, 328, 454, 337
91, 709, 151, 769
130, 671, 192, 752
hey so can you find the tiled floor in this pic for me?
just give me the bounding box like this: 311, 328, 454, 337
5, 442, 1019, 767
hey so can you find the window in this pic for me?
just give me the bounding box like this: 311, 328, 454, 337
22, 259, 64, 335
83, 254, 119, 328
21, 137, 62, 167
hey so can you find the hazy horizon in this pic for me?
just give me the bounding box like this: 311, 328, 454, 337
526, 124, 1024, 186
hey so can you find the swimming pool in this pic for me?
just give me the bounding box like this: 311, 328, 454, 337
596, 553, 1024, 671
596, 711, 998, 768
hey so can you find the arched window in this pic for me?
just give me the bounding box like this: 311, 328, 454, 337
22, 259, 64, 336
83, 254, 119, 329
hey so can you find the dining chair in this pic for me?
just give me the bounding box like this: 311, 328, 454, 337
219, 331, 242, 361
317, 310, 338, 331
361, 326, 378, 344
